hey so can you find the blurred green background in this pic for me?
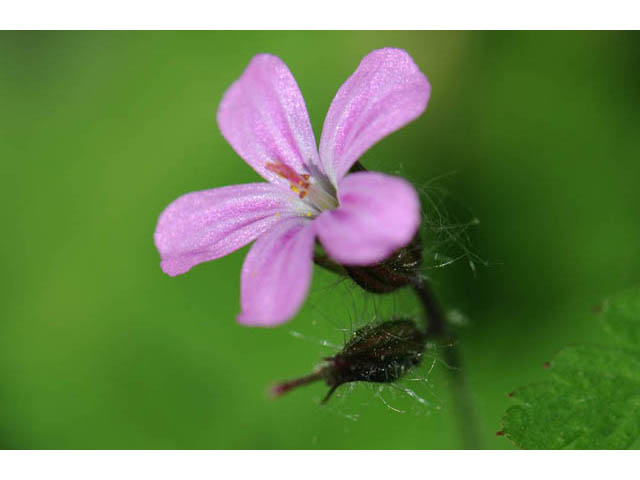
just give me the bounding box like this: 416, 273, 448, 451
1, 31, 639, 449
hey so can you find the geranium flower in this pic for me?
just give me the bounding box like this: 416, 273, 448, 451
154, 48, 431, 326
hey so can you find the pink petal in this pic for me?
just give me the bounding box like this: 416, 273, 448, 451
315, 171, 420, 266
238, 217, 316, 327
154, 183, 304, 276
217, 54, 321, 186
319, 48, 431, 184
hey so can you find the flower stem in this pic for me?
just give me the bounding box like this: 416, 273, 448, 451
411, 278, 482, 449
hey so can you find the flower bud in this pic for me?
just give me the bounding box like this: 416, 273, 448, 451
271, 318, 426, 403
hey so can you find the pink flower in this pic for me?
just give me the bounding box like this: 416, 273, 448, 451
154, 48, 431, 326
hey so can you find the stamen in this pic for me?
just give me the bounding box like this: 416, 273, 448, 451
266, 160, 310, 192
265, 158, 338, 211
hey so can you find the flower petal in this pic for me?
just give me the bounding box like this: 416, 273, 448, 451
238, 217, 316, 327
154, 183, 304, 276
315, 171, 420, 266
319, 48, 431, 183
217, 54, 321, 186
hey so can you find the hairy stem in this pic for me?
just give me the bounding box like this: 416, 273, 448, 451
412, 278, 482, 449
313, 238, 481, 447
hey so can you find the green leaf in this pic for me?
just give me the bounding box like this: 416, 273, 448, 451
601, 288, 640, 348
501, 288, 640, 449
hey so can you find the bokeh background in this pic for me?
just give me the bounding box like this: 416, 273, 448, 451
1, 31, 639, 449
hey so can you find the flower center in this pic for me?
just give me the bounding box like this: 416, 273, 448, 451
266, 159, 339, 213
